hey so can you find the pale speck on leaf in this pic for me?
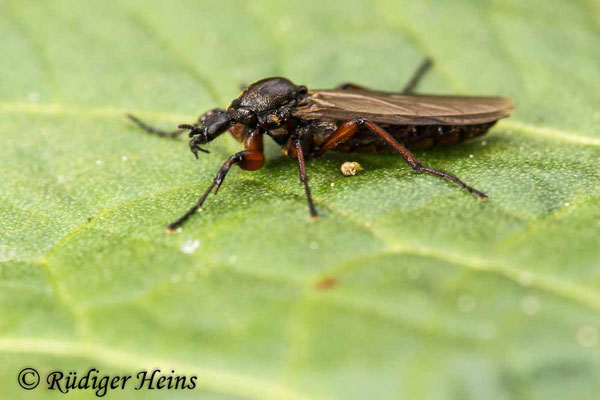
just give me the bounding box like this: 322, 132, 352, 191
518, 272, 534, 287
521, 296, 541, 315
27, 91, 39, 102
341, 161, 363, 176
277, 16, 293, 32
0, 247, 17, 262
576, 325, 598, 347
181, 239, 200, 254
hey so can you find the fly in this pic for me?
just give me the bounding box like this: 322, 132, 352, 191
127, 59, 514, 231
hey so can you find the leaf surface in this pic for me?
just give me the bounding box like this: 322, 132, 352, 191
1, 0, 599, 399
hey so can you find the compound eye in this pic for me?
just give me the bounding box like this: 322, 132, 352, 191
230, 99, 241, 108
297, 85, 308, 95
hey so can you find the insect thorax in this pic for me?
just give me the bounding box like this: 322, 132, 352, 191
236, 77, 302, 113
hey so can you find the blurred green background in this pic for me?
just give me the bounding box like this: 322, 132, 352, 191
1, 0, 600, 399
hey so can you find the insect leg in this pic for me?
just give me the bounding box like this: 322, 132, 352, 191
294, 140, 319, 219
126, 114, 186, 138
314, 120, 360, 156
166, 132, 265, 231
336, 58, 433, 93
166, 153, 243, 232
401, 58, 433, 94
359, 119, 488, 200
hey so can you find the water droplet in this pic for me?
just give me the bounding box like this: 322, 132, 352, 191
407, 266, 421, 280
576, 324, 598, 347
521, 296, 540, 315
309, 241, 319, 250
228, 255, 238, 264
181, 240, 200, 254
458, 294, 476, 313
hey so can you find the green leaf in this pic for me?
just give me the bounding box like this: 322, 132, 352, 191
2, 0, 599, 399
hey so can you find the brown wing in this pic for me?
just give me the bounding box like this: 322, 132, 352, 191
293, 89, 514, 125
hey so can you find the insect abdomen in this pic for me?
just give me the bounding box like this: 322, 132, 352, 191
333, 122, 496, 153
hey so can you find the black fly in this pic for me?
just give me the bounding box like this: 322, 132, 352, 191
127, 59, 514, 231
